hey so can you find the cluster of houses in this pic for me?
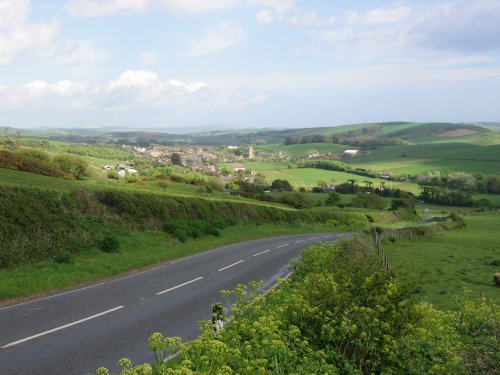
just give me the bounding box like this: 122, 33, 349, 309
102, 164, 138, 177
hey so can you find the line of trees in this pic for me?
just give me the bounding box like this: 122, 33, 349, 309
284, 125, 409, 147
297, 160, 377, 178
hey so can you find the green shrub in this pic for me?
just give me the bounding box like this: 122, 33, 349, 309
278, 191, 314, 209
96, 239, 498, 375
351, 192, 386, 209
54, 251, 73, 264
100, 237, 120, 253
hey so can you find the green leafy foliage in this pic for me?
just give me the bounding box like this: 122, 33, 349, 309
52, 154, 89, 180
277, 191, 314, 209
95, 240, 498, 374
325, 191, 341, 206
0, 149, 67, 178
350, 193, 386, 209
270, 179, 293, 192
100, 236, 120, 253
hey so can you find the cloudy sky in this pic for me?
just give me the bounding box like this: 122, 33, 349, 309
1, 0, 499, 130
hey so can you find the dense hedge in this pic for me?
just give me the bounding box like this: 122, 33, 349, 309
297, 160, 377, 178
0, 186, 368, 268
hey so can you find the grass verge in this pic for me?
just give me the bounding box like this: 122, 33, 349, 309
0, 222, 341, 305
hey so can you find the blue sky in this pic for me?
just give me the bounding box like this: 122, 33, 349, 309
1, 0, 499, 130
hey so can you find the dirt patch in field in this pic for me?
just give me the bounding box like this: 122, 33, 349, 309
438, 129, 478, 137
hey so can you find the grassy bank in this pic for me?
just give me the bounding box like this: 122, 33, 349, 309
383, 213, 500, 309
0, 223, 341, 305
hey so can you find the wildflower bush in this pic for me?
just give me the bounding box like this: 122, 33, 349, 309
95, 239, 499, 374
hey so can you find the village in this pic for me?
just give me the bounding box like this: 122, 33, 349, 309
99, 143, 389, 189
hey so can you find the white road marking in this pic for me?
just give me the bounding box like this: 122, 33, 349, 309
322, 235, 331, 238
1, 305, 124, 348
253, 250, 270, 257
311, 237, 320, 240
217, 260, 244, 272
294, 240, 305, 243
156, 277, 204, 295
276, 244, 289, 248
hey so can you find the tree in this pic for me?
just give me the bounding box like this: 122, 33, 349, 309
278, 192, 314, 209
317, 180, 327, 189
52, 154, 89, 180
351, 193, 385, 209
170, 153, 182, 166
325, 191, 341, 206
107, 170, 119, 183
270, 179, 293, 192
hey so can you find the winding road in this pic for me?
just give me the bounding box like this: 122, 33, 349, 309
0, 232, 346, 375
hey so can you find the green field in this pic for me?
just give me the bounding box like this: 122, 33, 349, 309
383, 213, 500, 310
241, 162, 419, 192
348, 143, 500, 175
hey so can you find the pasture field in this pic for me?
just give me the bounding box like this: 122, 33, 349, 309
383, 213, 500, 310
257, 142, 348, 156
242, 162, 420, 192
348, 143, 500, 175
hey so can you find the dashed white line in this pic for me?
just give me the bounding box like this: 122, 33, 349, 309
217, 260, 244, 272
322, 235, 331, 238
311, 237, 320, 240
294, 240, 305, 243
1, 305, 124, 348
276, 243, 290, 248
156, 277, 204, 295
253, 250, 270, 257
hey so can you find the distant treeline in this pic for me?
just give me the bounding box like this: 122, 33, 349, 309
57, 144, 135, 160
284, 125, 409, 147
417, 171, 500, 206
297, 160, 377, 178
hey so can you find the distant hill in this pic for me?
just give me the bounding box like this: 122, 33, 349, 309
6, 122, 499, 146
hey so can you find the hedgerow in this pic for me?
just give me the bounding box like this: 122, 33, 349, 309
0, 186, 370, 268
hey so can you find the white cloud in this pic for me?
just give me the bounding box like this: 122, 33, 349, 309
107, 69, 164, 93
256, 9, 274, 24
19, 79, 90, 97
436, 55, 491, 66
141, 51, 156, 64
0, 0, 30, 30
288, 8, 336, 27
65, 0, 148, 17
65, 0, 296, 16
252, 94, 266, 103
183, 21, 244, 57
249, 0, 295, 13
295, 1, 500, 60
364, 6, 412, 24
0, 0, 59, 65
168, 79, 206, 93
1, 70, 207, 112
412, 0, 500, 52
55, 39, 108, 65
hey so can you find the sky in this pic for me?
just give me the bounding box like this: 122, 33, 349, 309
0, 0, 499, 130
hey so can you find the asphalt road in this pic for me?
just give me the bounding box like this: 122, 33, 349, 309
0, 232, 346, 375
